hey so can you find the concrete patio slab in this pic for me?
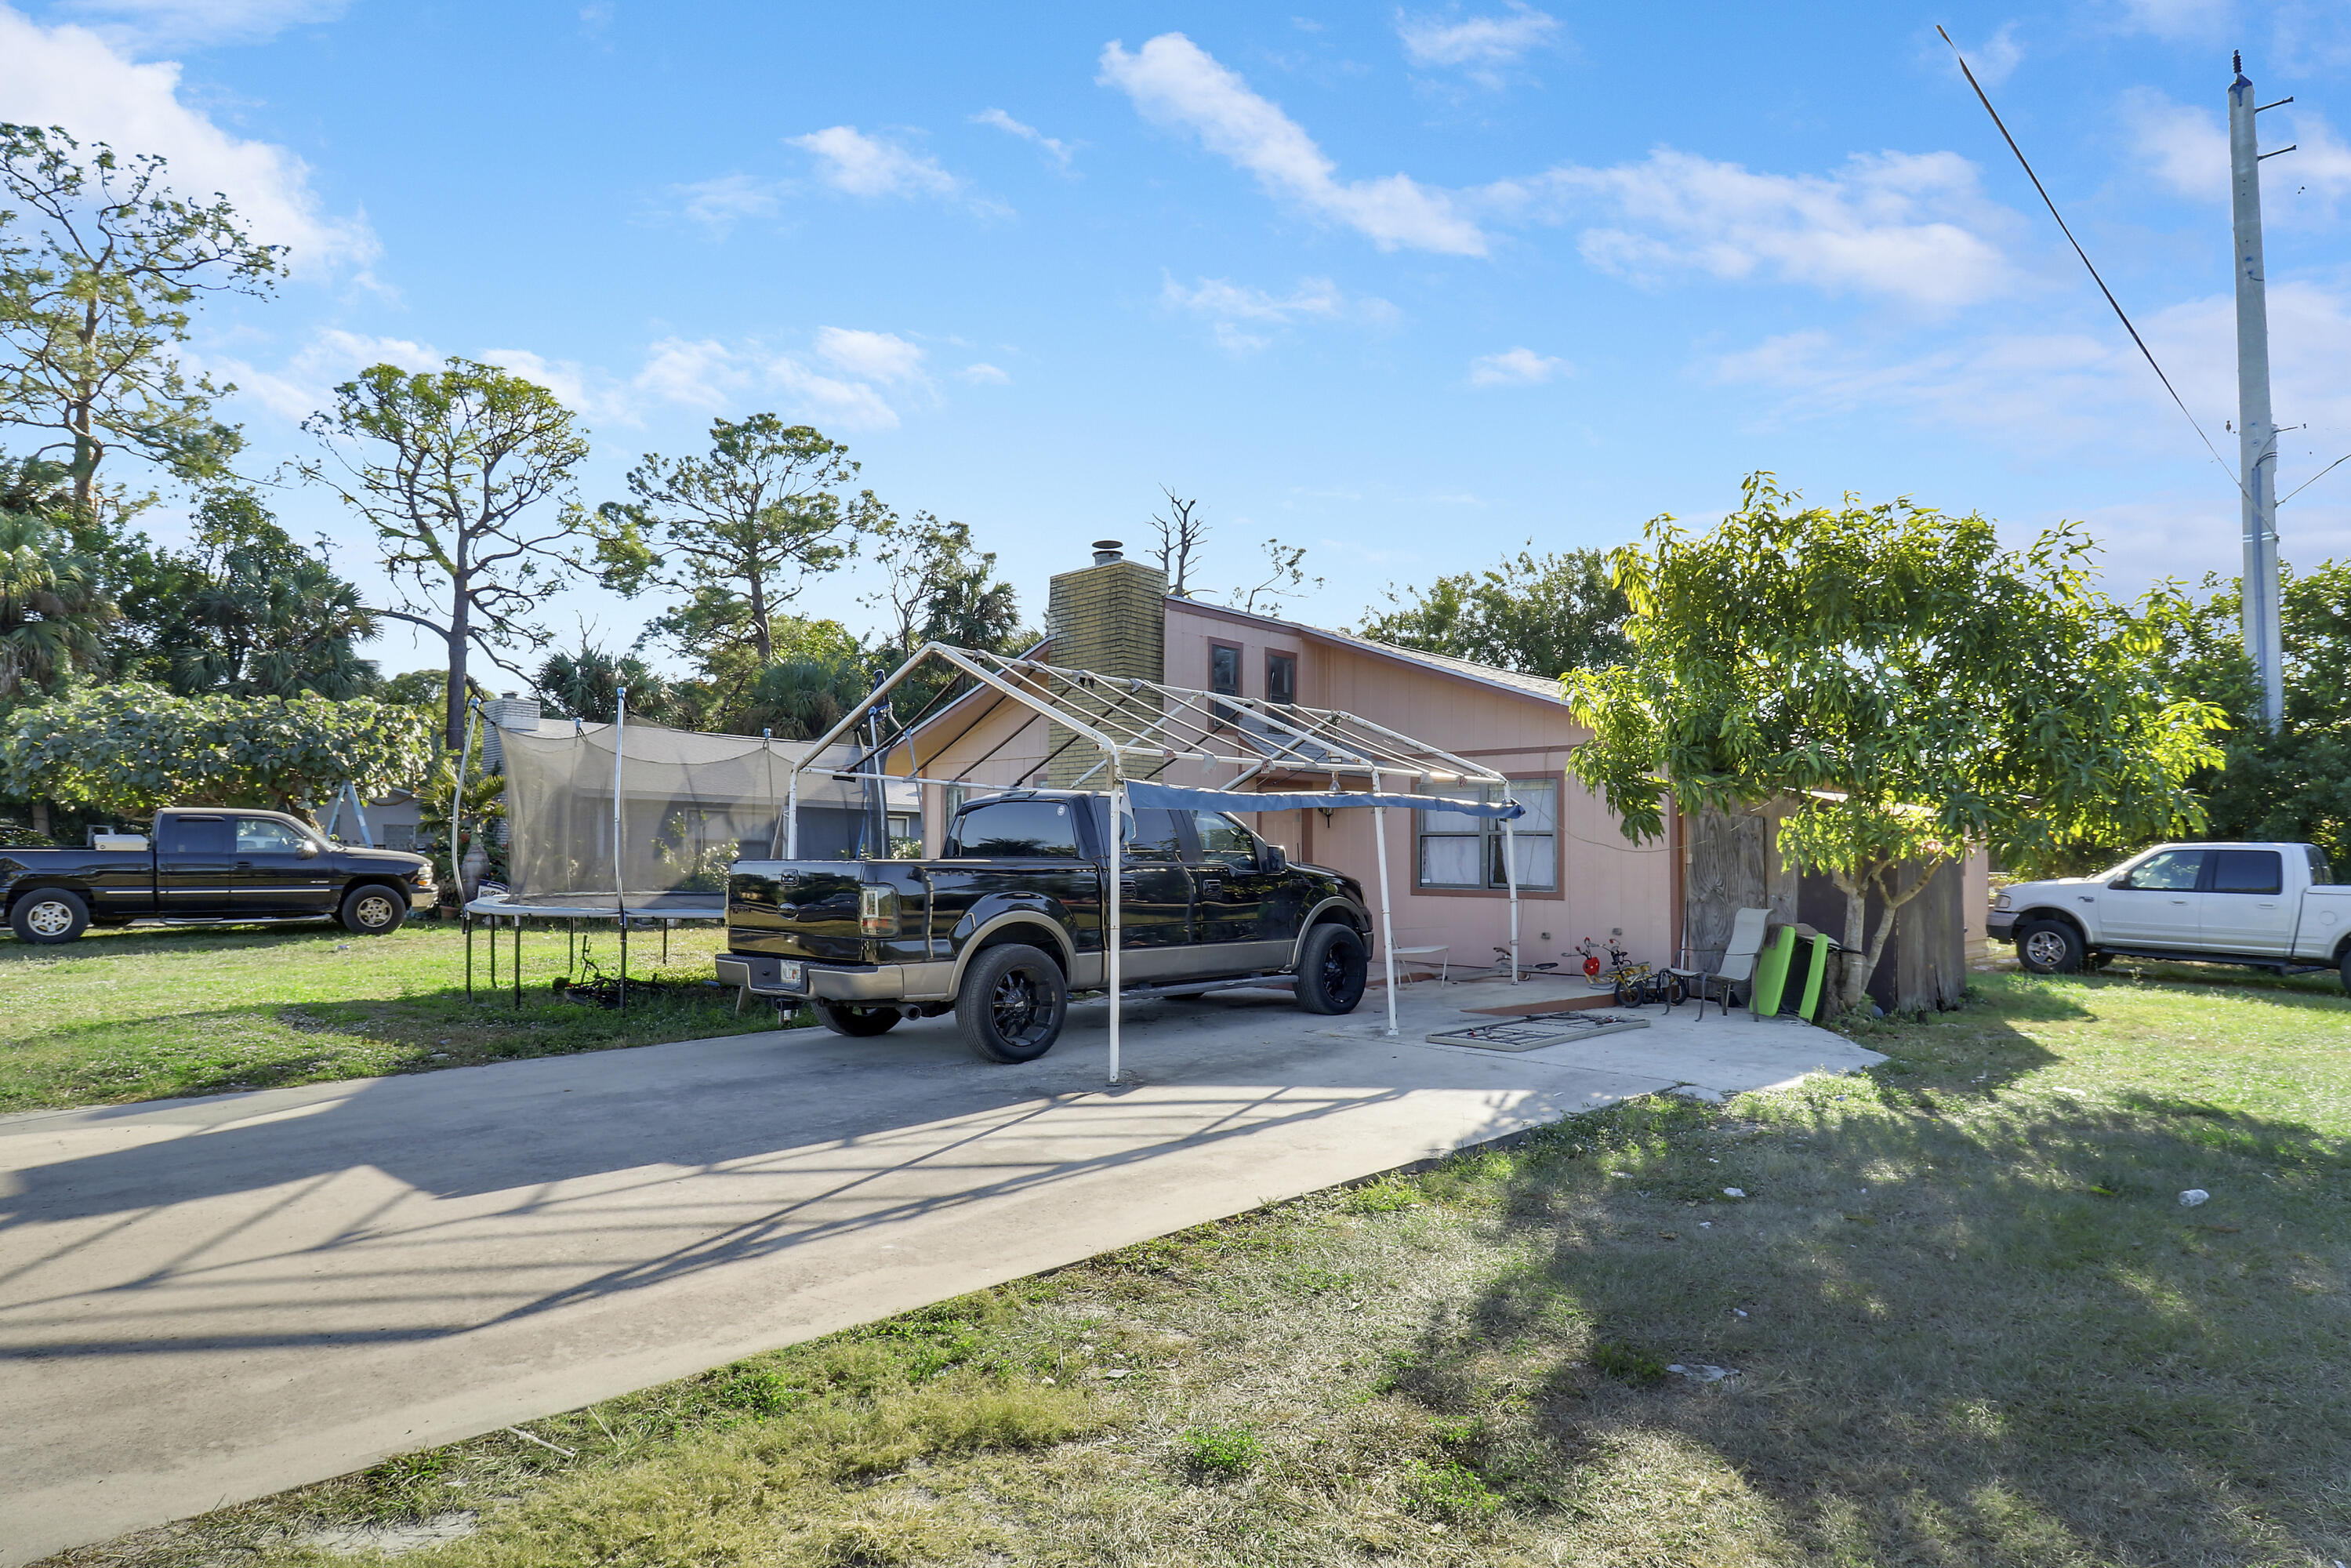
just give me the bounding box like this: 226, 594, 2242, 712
0, 976, 1879, 1563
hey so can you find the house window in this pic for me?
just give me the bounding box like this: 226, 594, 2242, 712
1415, 778, 1558, 891
1266, 650, 1297, 706
1208, 641, 1242, 724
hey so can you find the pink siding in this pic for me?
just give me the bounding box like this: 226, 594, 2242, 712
900, 601, 1679, 979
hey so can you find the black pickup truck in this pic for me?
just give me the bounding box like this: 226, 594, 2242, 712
2, 808, 435, 945
720, 789, 1373, 1062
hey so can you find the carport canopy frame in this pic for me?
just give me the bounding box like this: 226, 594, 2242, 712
783, 642, 1528, 1081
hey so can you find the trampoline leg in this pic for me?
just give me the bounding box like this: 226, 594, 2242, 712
513, 916, 521, 1011
488, 915, 498, 993
662, 920, 669, 965
568, 920, 576, 976
464, 913, 472, 999
619, 920, 628, 1011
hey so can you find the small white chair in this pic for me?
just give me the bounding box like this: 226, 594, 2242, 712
1674, 908, 1769, 1020
1391, 944, 1450, 984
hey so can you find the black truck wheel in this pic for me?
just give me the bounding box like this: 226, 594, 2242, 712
10, 888, 89, 945
956, 942, 1067, 1063
1294, 923, 1367, 1015
2015, 920, 2084, 975
339, 884, 407, 936
815, 1001, 902, 1037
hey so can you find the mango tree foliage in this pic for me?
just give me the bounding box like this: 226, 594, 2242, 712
1564, 475, 2226, 1009
0, 682, 430, 819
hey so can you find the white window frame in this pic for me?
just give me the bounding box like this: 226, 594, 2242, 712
1414, 777, 1558, 892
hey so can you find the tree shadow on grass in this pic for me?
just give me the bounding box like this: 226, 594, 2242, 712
1384, 1004, 2351, 1566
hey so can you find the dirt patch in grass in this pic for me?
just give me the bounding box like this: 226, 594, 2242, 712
0, 922, 799, 1113
42, 971, 2351, 1566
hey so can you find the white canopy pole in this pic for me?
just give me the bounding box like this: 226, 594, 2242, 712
1108, 768, 1125, 1086
1371, 766, 1398, 1036
1502, 791, 1521, 982
785, 768, 800, 858
612, 686, 628, 915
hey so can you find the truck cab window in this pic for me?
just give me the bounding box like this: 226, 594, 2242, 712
2210, 849, 2282, 895
2117, 849, 2204, 891
1123, 807, 1185, 862
237, 818, 311, 854
947, 800, 1079, 858
166, 817, 233, 855
1190, 811, 1258, 869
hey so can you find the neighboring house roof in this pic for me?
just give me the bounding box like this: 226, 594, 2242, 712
1166, 597, 1568, 705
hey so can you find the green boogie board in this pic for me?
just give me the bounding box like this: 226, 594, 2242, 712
1796, 933, 1834, 1022
1750, 924, 1798, 1017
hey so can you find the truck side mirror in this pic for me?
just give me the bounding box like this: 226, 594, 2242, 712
299, 840, 321, 858
1261, 844, 1288, 875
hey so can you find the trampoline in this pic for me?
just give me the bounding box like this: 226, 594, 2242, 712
455, 691, 909, 1007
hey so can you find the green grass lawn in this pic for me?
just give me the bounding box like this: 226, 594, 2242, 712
0, 918, 792, 1114
54, 964, 2351, 1568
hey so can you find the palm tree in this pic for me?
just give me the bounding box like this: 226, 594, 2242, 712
0, 510, 117, 702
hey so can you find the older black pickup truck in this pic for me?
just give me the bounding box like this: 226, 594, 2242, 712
2, 808, 435, 945
720, 789, 1373, 1062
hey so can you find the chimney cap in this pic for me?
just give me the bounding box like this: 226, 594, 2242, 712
1090, 539, 1125, 565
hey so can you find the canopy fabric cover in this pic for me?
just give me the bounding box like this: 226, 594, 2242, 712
1123, 779, 1526, 820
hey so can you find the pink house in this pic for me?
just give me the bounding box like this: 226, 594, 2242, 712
904, 545, 1683, 982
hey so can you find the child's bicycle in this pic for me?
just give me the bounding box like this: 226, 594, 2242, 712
1578, 932, 1687, 1009
1491, 946, 1560, 981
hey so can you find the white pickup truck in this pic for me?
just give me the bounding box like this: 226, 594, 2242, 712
1989, 841, 2350, 990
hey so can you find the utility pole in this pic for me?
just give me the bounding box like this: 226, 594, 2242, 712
2229, 50, 2291, 731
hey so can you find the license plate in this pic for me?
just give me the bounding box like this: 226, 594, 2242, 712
775, 961, 805, 992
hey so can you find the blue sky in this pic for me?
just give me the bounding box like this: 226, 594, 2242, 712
3, 0, 2347, 681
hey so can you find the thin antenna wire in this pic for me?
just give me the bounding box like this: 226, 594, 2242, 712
2279, 448, 2351, 505
1938, 24, 2244, 499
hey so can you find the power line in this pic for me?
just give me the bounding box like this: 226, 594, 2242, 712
1937, 25, 2245, 501
2280, 448, 2351, 505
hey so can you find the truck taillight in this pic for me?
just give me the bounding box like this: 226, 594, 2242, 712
859, 883, 899, 937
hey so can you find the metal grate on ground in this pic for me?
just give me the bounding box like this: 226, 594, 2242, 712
1426, 1013, 1654, 1052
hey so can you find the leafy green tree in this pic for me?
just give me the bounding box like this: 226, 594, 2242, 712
299, 358, 590, 749
117, 489, 379, 698
740, 657, 873, 741
2159, 561, 2351, 869
0, 495, 115, 704
535, 635, 675, 726
0, 682, 429, 820
1359, 543, 1630, 677
0, 125, 282, 521
1563, 475, 2226, 1010
589, 415, 873, 667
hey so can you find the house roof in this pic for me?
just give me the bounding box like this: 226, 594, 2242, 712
1165, 597, 1569, 705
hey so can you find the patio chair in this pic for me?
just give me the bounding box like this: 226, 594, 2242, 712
1671, 907, 1770, 1020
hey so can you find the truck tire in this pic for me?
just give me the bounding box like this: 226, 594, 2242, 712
956, 942, 1067, 1063
339, 884, 408, 936
2015, 920, 2083, 975
815, 1001, 902, 1037
10, 888, 89, 945
1294, 923, 1367, 1014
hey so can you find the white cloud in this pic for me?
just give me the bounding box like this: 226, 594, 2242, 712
971, 107, 1074, 169
1468, 347, 1569, 386
675, 172, 785, 235
1484, 147, 2015, 308
814, 327, 926, 387
54, 0, 343, 50
957, 362, 1010, 385
480, 347, 637, 426
0, 6, 377, 274
630, 336, 905, 432
2110, 0, 2230, 42
789, 125, 961, 199
2125, 88, 2351, 213
1099, 32, 1488, 256
1396, 4, 1560, 71
1943, 21, 2022, 87
201, 326, 440, 422
1159, 274, 1395, 354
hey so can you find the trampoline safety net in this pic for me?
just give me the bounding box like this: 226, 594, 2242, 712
496, 721, 889, 912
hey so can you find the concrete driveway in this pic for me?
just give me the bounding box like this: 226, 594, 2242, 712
0, 979, 1878, 1563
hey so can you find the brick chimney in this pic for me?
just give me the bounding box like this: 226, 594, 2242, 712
1044, 540, 1166, 786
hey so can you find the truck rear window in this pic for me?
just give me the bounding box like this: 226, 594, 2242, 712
165, 818, 233, 855
2211, 849, 2282, 895
948, 800, 1079, 858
